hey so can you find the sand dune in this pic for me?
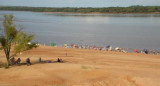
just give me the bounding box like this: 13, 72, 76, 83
0, 46, 160, 86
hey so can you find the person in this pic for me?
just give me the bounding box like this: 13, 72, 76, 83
57, 58, 63, 62
106, 45, 110, 51
65, 50, 67, 57
10, 57, 15, 65
109, 46, 112, 51
60, 58, 63, 62
57, 58, 60, 62
37, 57, 41, 63
143, 49, 148, 54
15, 58, 21, 64
26, 58, 31, 66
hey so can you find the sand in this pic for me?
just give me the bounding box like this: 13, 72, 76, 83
0, 46, 160, 86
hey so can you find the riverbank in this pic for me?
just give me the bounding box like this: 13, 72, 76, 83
0, 46, 160, 86
1, 6, 160, 14
42, 11, 160, 14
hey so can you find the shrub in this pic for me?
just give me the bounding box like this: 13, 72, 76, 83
0, 61, 9, 69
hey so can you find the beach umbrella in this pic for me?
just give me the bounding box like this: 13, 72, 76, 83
106, 45, 110, 49
64, 44, 68, 46
51, 43, 55, 46
106, 45, 110, 50
74, 44, 78, 48
133, 49, 139, 53
115, 47, 119, 50
74, 44, 77, 47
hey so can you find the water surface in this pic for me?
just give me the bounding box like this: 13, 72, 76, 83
0, 11, 160, 50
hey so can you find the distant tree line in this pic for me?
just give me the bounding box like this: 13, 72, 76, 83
0, 6, 160, 13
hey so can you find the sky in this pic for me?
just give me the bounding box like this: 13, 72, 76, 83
0, 0, 160, 7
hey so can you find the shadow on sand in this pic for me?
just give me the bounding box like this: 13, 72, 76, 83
11, 60, 67, 67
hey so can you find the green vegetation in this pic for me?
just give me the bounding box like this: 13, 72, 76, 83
81, 65, 92, 69
0, 14, 37, 67
0, 6, 160, 13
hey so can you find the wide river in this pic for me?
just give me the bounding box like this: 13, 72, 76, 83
0, 11, 160, 50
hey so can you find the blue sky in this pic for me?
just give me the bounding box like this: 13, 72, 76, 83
0, 0, 160, 7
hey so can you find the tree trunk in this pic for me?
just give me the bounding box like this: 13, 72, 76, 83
6, 58, 10, 67
5, 53, 10, 67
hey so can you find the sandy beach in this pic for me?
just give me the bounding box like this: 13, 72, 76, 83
0, 46, 160, 86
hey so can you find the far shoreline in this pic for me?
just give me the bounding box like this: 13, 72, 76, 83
1, 10, 160, 14
1, 6, 160, 14
40, 11, 160, 14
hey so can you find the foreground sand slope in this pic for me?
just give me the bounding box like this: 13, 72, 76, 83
0, 46, 160, 86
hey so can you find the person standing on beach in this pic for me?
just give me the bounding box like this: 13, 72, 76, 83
65, 50, 67, 56
38, 57, 41, 63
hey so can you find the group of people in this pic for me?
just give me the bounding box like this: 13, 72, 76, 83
62, 44, 160, 55
10, 57, 21, 65
10, 57, 63, 66
10, 57, 31, 66
63, 44, 125, 51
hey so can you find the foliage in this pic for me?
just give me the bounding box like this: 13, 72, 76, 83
0, 14, 37, 67
0, 6, 160, 13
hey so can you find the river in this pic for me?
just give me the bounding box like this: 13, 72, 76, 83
0, 11, 160, 50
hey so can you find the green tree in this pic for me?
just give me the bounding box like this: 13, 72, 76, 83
0, 14, 37, 67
